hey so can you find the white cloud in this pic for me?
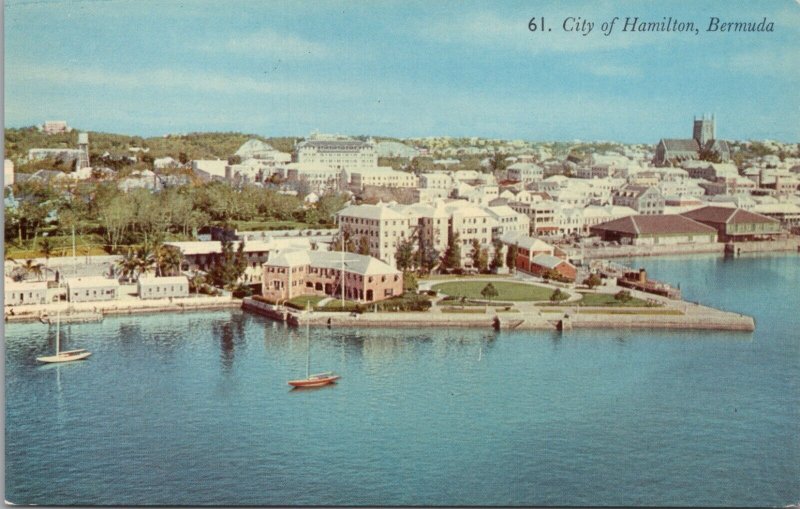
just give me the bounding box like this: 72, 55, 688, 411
6, 63, 357, 98
416, 11, 662, 55
195, 29, 332, 58
726, 48, 800, 78
584, 63, 642, 78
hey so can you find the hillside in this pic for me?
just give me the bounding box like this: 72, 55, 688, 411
3, 127, 299, 165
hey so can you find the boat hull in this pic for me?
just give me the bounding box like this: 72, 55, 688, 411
36, 350, 92, 363
288, 375, 340, 388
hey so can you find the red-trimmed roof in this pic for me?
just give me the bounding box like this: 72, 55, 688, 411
590, 215, 717, 236
681, 206, 779, 225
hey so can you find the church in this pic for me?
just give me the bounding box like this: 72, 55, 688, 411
654, 115, 731, 166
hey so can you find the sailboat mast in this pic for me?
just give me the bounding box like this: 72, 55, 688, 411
56, 312, 60, 356
305, 304, 311, 379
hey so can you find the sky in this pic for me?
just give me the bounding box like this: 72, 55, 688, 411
3, 0, 799, 143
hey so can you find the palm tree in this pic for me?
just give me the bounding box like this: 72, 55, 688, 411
22, 259, 44, 281
117, 249, 140, 283
135, 247, 156, 278
39, 237, 54, 268
154, 245, 182, 277
188, 272, 206, 295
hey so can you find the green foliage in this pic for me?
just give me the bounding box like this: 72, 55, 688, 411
395, 237, 415, 271
3, 127, 299, 165
208, 238, 247, 289
490, 240, 504, 270
698, 147, 722, 163
403, 271, 418, 293
443, 231, 461, 270
480, 283, 499, 300
505, 243, 518, 271
583, 273, 602, 289
371, 292, 431, 312
357, 235, 371, 256
431, 280, 552, 301
416, 242, 439, 274
614, 290, 633, 303
549, 288, 568, 302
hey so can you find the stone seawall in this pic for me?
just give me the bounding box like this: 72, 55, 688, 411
580, 238, 799, 260
726, 238, 800, 255
569, 313, 755, 332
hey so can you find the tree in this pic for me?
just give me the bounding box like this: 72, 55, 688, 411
442, 231, 461, 270
480, 283, 499, 301
698, 147, 722, 163
21, 259, 44, 281
38, 237, 54, 267
154, 244, 183, 277
506, 243, 518, 272
117, 249, 141, 282
549, 288, 568, 302
357, 235, 371, 256
469, 239, 483, 271
490, 240, 504, 271
395, 237, 415, 271
489, 151, 508, 174
403, 271, 418, 293
583, 273, 602, 289
416, 242, 439, 274
614, 290, 633, 303
476, 247, 489, 273
208, 239, 247, 289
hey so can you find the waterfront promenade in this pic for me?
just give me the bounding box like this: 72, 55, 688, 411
242, 279, 756, 332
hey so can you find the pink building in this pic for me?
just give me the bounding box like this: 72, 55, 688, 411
262, 250, 403, 303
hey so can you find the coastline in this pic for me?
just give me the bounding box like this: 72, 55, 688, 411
242, 296, 756, 332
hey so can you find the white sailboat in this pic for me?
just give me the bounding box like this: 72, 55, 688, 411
287, 304, 339, 388
36, 312, 92, 363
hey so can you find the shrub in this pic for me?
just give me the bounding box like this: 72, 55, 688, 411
549, 288, 568, 302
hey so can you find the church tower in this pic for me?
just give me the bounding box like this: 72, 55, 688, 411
693, 114, 715, 146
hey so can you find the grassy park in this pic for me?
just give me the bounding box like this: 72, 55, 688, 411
431, 281, 552, 301
575, 292, 660, 307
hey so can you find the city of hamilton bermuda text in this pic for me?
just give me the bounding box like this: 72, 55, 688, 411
528, 16, 774, 36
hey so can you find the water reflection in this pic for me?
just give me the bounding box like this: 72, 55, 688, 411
212, 314, 247, 373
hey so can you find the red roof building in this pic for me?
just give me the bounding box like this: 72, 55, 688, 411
589, 215, 718, 245
680, 206, 781, 242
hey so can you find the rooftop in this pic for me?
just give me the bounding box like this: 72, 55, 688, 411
590, 215, 717, 236
681, 206, 779, 225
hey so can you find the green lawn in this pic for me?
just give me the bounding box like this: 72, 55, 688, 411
421, 273, 513, 281
319, 299, 362, 312
576, 292, 660, 307
431, 281, 553, 301
577, 309, 684, 315
286, 295, 327, 309
440, 307, 487, 314
229, 220, 312, 231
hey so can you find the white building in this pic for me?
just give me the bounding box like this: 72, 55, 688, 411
42, 120, 70, 134
347, 167, 419, 190
419, 172, 454, 190
506, 162, 544, 183
192, 160, 228, 181
336, 204, 414, 267
5, 280, 48, 306
295, 134, 377, 171
278, 163, 343, 193
66, 277, 119, 302
4, 159, 14, 187
137, 276, 190, 300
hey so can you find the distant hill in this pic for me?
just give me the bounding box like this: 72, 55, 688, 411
3, 127, 299, 164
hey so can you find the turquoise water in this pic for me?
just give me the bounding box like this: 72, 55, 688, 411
5, 253, 799, 506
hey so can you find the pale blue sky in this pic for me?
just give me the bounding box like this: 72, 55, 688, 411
4, 0, 799, 142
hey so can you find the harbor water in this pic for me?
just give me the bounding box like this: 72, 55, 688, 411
4, 253, 799, 506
